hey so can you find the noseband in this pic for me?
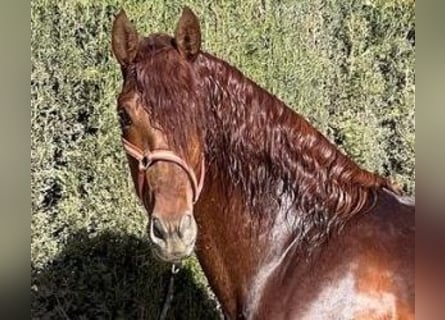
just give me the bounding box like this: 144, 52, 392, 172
121, 137, 205, 204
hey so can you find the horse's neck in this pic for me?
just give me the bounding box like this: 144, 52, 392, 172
192, 52, 396, 317
193, 53, 308, 317
196, 51, 304, 251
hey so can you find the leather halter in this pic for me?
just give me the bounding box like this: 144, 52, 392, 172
121, 137, 205, 204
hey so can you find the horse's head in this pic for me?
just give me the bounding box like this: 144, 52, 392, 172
111, 7, 205, 263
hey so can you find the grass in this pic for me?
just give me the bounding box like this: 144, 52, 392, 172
31, 0, 415, 318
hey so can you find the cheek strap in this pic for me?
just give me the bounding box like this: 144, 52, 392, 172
121, 137, 205, 203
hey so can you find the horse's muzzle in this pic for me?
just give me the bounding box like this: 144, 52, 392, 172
148, 213, 197, 263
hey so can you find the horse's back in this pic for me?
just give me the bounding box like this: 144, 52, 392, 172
254, 189, 414, 320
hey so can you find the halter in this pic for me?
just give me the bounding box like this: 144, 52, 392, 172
121, 137, 205, 204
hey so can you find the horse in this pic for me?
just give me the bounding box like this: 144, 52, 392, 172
111, 7, 415, 320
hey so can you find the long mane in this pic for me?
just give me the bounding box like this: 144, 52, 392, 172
132, 33, 401, 247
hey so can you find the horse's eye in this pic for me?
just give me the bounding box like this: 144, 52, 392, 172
118, 109, 132, 129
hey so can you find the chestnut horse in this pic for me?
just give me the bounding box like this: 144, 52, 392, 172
111, 7, 414, 320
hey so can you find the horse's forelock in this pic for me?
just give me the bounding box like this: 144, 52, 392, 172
131, 34, 205, 160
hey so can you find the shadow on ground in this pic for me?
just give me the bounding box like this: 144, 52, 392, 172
31, 230, 221, 319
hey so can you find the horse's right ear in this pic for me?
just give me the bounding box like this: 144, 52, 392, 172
112, 9, 139, 67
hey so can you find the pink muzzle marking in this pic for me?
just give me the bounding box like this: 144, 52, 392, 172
121, 137, 205, 204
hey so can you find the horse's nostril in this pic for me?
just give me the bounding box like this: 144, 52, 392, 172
151, 217, 166, 241
178, 214, 196, 242
181, 214, 193, 229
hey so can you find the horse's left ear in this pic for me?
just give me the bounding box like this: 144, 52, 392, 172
174, 7, 201, 61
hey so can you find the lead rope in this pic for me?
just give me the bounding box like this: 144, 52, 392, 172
159, 264, 181, 320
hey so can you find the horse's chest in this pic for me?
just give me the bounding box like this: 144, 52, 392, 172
296, 271, 398, 320
251, 269, 401, 320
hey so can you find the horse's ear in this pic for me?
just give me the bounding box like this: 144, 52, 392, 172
174, 7, 201, 61
112, 9, 139, 67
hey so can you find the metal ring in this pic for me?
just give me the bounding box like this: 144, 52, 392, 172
139, 156, 151, 170
171, 264, 180, 274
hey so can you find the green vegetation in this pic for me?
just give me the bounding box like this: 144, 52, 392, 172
31, 0, 415, 318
